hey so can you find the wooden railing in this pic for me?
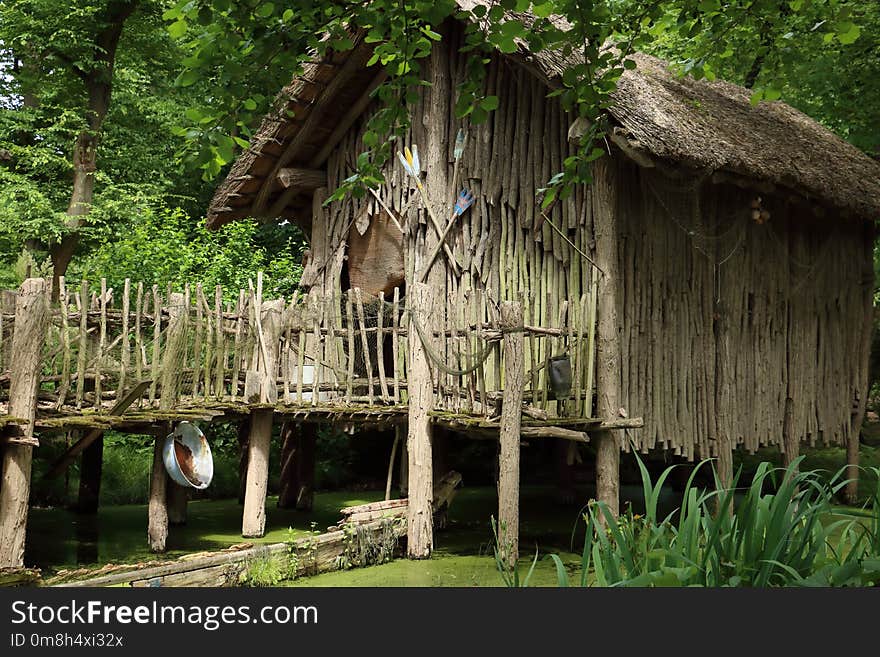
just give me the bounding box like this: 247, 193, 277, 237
0, 274, 597, 422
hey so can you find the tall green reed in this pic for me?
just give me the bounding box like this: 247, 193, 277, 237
551, 455, 880, 587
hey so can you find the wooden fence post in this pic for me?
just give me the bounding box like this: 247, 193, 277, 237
242, 298, 283, 538
498, 301, 524, 565
591, 159, 621, 519
0, 278, 50, 568
148, 293, 187, 552
406, 282, 434, 558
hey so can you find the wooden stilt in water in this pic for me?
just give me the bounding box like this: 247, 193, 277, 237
398, 437, 409, 498
406, 282, 434, 559
385, 428, 401, 501
242, 409, 273, 538
242, 296, 283, 537
0, 278, 50, 568
76, 434, 103, 514
147, 423, 170, 552
277, 421, 299, 509
237, 418, 250, 505
279, 422, 317, 510
591, 159, 621, 519
498, 301, 524, 565
148, 293, 188, 552
294, 424, 316, 511
167, 482, 189, 526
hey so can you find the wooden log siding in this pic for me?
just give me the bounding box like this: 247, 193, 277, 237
617, 160, 871, 457
321, 42, 600, 416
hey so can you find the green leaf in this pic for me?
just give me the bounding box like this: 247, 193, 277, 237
243, 98, 257, 111
176, 69, 200, 87
282, 9, 294, 22
255, 3, 275, 19
168, 20, 188, 39
763, 88, 782, 102
532, 2, 554, 18
836, 22, 861, 45
480, 95, 499, 111
749, 90, 764, 106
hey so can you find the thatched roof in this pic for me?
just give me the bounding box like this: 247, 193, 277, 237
206, 2, 880, 228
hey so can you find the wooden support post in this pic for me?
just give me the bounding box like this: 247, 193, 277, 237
714, 294, 734, 498
295, 424, 316, 511
237, 418, 250, 505
0, 278, 49, 568
591, 159, 621, 519
242, 297, 283, 538
399, 435, 409, 497
781, 396, 798, 471
846, 229, 875, 505
498, 301, 524, 565
148, 422, 170, 552
76, 434, 103, 514
242, 409, 273, 538
385, 428, 401, 501
167, 482, 188, 526
278, 422, 317, 511
148, 293, 187, 553
406, 282, 434, 558
277, 421, 298, 509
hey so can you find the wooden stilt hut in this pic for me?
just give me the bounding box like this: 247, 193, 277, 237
2, 3, 877, 570
205, 4, 879, 556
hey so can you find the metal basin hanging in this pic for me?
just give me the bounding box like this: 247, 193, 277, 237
163, 421, 213, 490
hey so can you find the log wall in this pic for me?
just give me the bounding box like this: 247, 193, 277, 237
615, 159, 872, 458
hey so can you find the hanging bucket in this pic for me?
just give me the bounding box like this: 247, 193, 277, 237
548, 355, 572, 399
163, 421, 213, 490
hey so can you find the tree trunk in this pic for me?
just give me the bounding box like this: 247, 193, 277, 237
0, 279, 50, 567
48, 2, 139, 297
76, 434, 103, 514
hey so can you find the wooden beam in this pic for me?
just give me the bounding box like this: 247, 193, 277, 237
276, 167, 326, 190
0, 279, 50, 568
45, 380, 150, 479
252, 41, 371, 216
308, 70, 387, 169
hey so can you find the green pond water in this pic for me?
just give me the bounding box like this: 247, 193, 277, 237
25, 444, 877, 587
26, 485, 629, 586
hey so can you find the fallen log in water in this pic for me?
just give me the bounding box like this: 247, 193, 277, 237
52, 517, 406, 588
331, 471, 462, 531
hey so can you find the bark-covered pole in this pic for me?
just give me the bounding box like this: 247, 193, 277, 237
242, 298, 283, 538
498, 301, 524, 565
0, 278, 49, 567
846, 225, 875, 505
148, 292, 187, 552
591, 158, 621, 519
406, 282, 435, 558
